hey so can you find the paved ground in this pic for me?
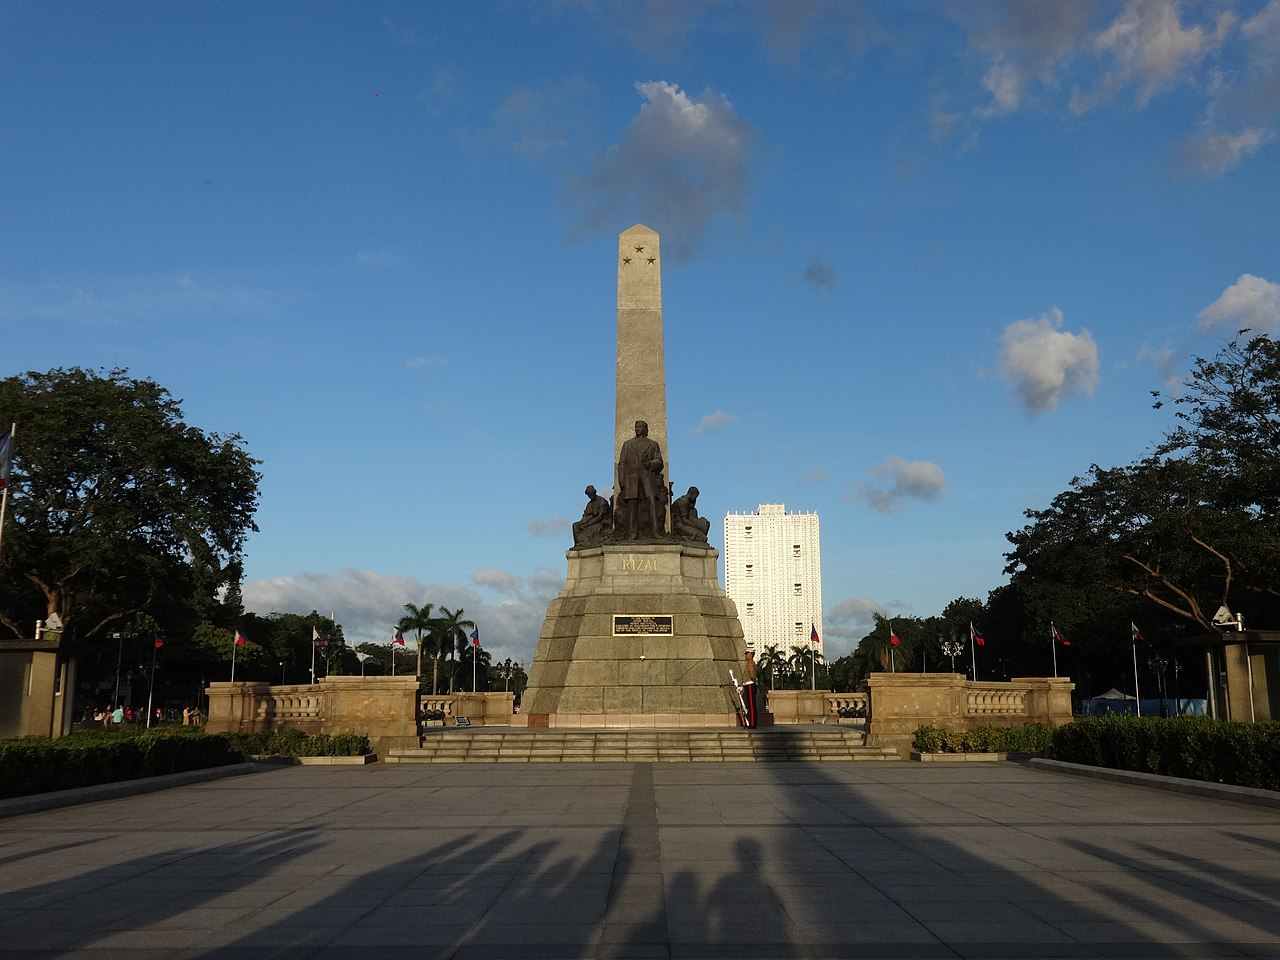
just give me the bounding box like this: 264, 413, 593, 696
2, 760, 1279, 959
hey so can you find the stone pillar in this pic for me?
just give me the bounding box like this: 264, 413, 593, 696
205, 681, 269, 734
614, 224, 669, 506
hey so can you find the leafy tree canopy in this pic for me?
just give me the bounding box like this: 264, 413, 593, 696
0, 367, 261, 642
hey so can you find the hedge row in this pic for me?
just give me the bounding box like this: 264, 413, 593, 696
220, 728, 370, 758
0, 727, 242, 799
912, 723, 1056, 755
1, 728, 373, 800
1049, 715, 1280, 791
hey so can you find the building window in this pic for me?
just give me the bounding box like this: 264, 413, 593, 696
745, 603, 754, 616
793, 544, 801, 557
794, 583, 802, 596
745, 525, 752, 537
794, 622, 804, 636
745, 564, 753, 577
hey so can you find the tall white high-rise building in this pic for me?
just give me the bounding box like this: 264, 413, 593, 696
723, 504, 823, 658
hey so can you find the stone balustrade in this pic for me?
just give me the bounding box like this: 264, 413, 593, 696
863, 672, 1074, 757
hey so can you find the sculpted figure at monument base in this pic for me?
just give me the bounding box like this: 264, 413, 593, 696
572, 484, 613, 547
671, 485, 710, 543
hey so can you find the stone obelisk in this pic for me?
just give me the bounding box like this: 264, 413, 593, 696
515, 225, 744, 729
614, 224, 669, 509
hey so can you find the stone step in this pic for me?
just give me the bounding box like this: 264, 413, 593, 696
385, 728, 899, 764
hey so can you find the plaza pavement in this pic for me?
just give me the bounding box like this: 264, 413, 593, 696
2, 759, 1279, 960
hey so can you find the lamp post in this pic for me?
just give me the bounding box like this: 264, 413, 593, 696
941, 637, 964, 674
1149, 654, 1169, 717
279, 661, 286, 686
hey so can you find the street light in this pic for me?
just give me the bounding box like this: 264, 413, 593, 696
1148, 654, 1169, 717
941, 635, 964, 674
280, 661, 286, 686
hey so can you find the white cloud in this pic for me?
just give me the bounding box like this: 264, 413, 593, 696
998, 307, 1100, 414
241, 566, 564, 665
846, 456, 946, 514
486, 77, 596, 161
692, 410, 739, 434
1178, 127, 1273, 175
1198, 274, 1280, 333
471, 568, 523, 595
570, 80, 754, 262
526, 517, 570, 537
1072, 0, 1235, 113
961, 0, 1097, 116
825, 596, 885, 644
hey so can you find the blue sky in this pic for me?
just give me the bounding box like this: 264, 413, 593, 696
4, 1, 1279, 665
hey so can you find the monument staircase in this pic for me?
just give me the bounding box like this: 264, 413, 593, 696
385, 727, 899, 764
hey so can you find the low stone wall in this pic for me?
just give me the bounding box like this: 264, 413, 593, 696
206, 676, 420, 756
766, 690, 867, 725
864, 673, 1074, 757
423, 691, 515, 726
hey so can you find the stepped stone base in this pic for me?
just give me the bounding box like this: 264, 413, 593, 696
389, 728, 899, 763
517, 542, 744, 728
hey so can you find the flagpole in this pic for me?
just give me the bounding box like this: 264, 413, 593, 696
391, 637, 396, 677
0, 423, 15, 561
230, 630, 238, 683
969, 623, 978, 681
1050, 623, 1058, 678
1132, 638, 1142, 717
146, 640, 158, 728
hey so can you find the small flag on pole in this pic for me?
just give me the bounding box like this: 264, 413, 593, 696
889, 624, 901, 647
470, 628, 480, 647
154, 637, 164, 650
1052, 623, 1070, 647
970, 622, 986, 647
392, 628, 406, 647
0, 428, 12, 490
1131, 622, 1150, 647
234, 630, 247, 647
810, 624, 820, 645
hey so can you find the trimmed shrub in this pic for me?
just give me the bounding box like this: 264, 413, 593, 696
1048, 716, 1280, 791
912, 723, 1055, 755
0, 728, 242, 799
221, 729, 371, 758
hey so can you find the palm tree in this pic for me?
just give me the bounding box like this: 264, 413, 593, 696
398, 602, 436, 686
434, 606, 477, 693
458, 643, 492, 691
787, 645, 811, 688
756, 644, 785, 690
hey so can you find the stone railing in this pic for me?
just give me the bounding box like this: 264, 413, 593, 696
863, 672, 1074, 757
762, 689, 867, 724
964, 685, 1028, 718
255, 684, 322, 726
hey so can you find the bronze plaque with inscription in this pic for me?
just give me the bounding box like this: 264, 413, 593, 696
612, 615, 674, 637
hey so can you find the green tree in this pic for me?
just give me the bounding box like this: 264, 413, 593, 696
755, 644, 785, 690
434, 606, 477, 693
0, 368, 260, 664
458, 642, 492, 692
1006, 333, 1280, 634
398, 601, 436, 684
